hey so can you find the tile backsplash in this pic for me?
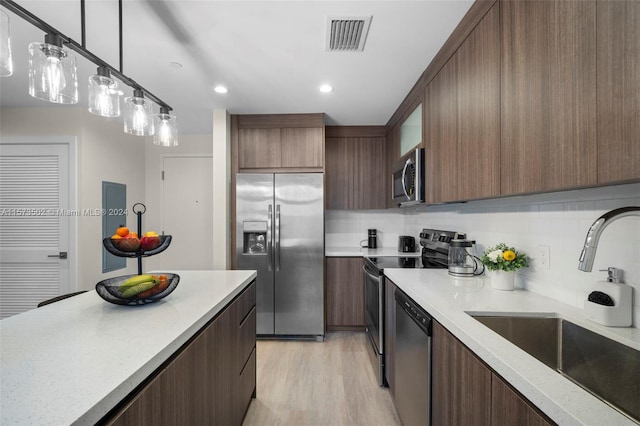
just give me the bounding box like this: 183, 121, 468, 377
326, 183, 640, 327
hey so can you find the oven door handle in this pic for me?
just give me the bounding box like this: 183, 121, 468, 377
363, 264, 380, 281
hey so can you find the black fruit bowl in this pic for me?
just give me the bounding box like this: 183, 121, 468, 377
102, 235, 172, 258
95, 273, 180, 306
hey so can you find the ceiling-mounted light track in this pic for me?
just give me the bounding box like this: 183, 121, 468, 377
0, 0, 177, 143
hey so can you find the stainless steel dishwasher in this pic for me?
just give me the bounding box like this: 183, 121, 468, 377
395, 287, 432, 426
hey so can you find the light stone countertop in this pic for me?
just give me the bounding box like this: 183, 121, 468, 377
385, 268, 640, 426
0, 270, 257, 426
325, 246, 422, 257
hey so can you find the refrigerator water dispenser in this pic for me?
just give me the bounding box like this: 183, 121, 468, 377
243, 222, 267, 254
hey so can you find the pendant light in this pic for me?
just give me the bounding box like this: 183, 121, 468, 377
1, 9, 13, 77
124, 89, 153, 136
153, 107, 178, 146
28, 33, 78, 104
88, 66, 121, 117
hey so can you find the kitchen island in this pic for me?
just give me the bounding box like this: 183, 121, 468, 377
0, 270, 257, 425
386, 269, 639, 426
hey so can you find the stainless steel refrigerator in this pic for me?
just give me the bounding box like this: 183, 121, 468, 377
235, 173, 324, 338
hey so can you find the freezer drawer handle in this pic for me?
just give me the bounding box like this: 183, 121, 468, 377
267, 205, 273, 271
275, 204, 281, 271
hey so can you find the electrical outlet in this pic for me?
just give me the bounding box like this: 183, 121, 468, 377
539, 245, 550, 270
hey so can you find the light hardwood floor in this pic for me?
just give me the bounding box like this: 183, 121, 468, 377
242, 332, 401, 426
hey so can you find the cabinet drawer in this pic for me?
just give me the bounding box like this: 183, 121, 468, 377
238, 306, 256, 373
239, 347, 257, 417
236, 281, 256, 325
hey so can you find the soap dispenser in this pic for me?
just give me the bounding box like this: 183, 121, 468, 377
584, 267, 632, 327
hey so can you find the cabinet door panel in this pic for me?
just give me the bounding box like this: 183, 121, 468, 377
354, 137, 386, 209
491, 374, 553, 426
325, 138, 353, 209
238, 128, 282, 169
501, 0, 597, 194
597, 1, 640, 183
326, 257, 364, 329
281, 127, 324, 168
456, 3, 500, 200
432, 321, 491, 426
426, 58, 458, 203
325, 137, 386, 210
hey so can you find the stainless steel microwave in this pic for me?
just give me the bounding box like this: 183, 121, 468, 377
391, 147, 425, 207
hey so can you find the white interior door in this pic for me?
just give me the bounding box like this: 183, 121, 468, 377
0, 142, 72, 318
160, 156, 213, 270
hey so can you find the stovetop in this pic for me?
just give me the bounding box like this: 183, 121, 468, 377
365, 256, 447, 271
365, 228, 465, 273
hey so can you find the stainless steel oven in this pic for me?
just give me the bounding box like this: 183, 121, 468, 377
362, 229, 461, 388
363, 259, 384, 385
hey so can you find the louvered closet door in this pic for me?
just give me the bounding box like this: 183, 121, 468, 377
0, 143, 70, 318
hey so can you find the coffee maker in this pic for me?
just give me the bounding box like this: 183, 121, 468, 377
367, 229, 378, 249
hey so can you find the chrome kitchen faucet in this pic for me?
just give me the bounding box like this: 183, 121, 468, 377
578, 206, 640, 272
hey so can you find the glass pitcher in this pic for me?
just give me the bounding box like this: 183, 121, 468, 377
448, 239, 485, 277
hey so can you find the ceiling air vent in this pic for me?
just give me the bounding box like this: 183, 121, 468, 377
326, 16, 372, 52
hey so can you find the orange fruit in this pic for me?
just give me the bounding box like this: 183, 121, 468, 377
116, 226, 129, 237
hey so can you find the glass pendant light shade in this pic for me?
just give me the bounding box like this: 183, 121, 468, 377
153, 107, 178, 146
1, 10, 13, 77
124, 89, 153, 136
28, 34, 78, 104
88, 66, 121, 117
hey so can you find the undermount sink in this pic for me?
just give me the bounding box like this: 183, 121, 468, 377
470, 314, 640, 423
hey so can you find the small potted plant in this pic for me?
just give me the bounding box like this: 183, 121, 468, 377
480, 243, 529, 290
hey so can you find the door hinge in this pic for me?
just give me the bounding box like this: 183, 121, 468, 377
161, 170, 165, 180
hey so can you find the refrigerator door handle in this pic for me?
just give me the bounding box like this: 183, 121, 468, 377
267, 204, 273, 271
275, 204, 281, 271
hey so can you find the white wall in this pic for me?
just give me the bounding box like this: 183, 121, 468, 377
1, 107, 146, 290
325, 183, 640, 327
212, 109, 230, 269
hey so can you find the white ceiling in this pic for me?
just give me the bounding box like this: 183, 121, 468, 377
0, 0, 474, 134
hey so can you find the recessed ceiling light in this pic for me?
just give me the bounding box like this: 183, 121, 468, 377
214, 85, 228, 94
319, 84, 333, 93
169, 61, 183, 69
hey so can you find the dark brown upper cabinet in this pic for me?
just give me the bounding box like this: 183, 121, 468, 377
456, 3, 500, 201
596, 1, 640, 184
425, 3, 500, 204
236, 114, 324, 171
425, 57, 459, 204
325, 126, 387, 210
500, 0, 597, 194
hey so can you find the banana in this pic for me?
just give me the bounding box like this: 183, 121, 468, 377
119, 274, 155, 290
120, 280, 159, 299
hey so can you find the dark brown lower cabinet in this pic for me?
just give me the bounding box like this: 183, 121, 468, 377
492, 374, 553, 426
104, 281, 256, 426
432, 320, 554, 426
326, 257, 364, 331
432, 321, 492, 426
